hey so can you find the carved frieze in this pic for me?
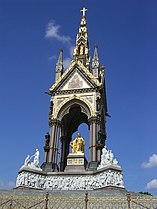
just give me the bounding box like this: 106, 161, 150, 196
16, 168, 124, 190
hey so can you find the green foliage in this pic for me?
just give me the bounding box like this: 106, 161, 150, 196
139, 191, 153, 196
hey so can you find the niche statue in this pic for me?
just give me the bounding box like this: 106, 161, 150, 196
70, 133, 85, 154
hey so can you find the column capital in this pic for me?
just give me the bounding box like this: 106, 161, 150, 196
49, 119, 61, 127
88, 116, 99, 124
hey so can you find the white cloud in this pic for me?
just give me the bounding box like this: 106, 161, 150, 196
45, 20, 75, 70
0, 181, 15, 190
147, 179, 157, 190
45, 20, 71, 44
63, 57, 72, 69
69, 45, 75, 57
142, 154, 157, 168
48, 55, 57, 60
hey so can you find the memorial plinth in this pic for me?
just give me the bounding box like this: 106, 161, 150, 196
65, 153, 87, 172
16, 146, 125, 190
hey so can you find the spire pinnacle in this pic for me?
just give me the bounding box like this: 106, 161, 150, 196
73, 8, 90, 69
57, 48, 63, 66
55, 49, 63, 81
93, 45, 99, 61
92, 45, 99, 78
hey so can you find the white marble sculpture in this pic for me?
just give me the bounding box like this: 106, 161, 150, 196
24, 155, 31, 166
17, 146, 124, 190
98, 146, 119, 169
32, 149, 40, 167
20, 149, 41, 171
16, 169, 124, 190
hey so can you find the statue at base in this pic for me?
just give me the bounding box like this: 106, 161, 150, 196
70, 133, 85, 154
21, 148, 41, 171
98, 146, 119, 170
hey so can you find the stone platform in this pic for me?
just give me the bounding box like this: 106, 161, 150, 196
16, 163, 124, 190
16, 146, 125, 191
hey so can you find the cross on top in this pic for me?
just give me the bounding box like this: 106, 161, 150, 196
80, 7, 88, 17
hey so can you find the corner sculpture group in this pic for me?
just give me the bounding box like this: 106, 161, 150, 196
22, 149, 41, 171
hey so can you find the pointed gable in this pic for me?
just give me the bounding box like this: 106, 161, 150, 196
49, 61, 102, 92
61, 71, 91, 90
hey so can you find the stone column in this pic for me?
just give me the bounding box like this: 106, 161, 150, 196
60, 136, 66, 171
60, 135, 71, 171
88, 116, 98, 169
96, 119, 102, 162
44, 145, 49, 163
53, 121, 61, 164
88, 121, 93, 162
92, 120, 97, 161
48, 125, 55, 163
45, 119, 60, 171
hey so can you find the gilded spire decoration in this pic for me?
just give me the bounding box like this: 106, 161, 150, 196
92, 45, 99, 78
55, 49, 63, 81
73, 7, 90, 69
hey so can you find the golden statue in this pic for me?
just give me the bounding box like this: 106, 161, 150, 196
70, 133, 85, 154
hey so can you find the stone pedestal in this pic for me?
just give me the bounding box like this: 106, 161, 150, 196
65, 153, 87, 172
41, 162, 58, 172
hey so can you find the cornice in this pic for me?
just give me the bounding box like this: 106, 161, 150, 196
54, 87, 98, 95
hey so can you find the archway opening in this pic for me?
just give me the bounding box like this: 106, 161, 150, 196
61, 104, 89, 139
59, 104, 90, 171
71, 123, 89, 160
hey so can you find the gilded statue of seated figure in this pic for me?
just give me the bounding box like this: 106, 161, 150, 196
70, 133, 85, 154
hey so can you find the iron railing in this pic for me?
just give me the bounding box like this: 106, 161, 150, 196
0, 191, 157, 209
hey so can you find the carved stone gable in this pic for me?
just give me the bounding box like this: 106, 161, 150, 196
60, 70, 92, 91
50, 61, 101, 93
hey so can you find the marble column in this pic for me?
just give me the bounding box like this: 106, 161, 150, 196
92, 120, 97, 161
89, 121, 93, 162
88, 116, 98, 163
48, 119, 60, 165
96, 119, 102, 162
60, 136, 66, 171
53, 121, 61, 165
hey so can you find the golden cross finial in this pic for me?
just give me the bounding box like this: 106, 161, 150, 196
80, 7, 88, 17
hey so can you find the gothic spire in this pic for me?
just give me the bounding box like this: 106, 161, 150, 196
55, 49, 63, 82
73, 8, 90, 69
92, 45, 99, 78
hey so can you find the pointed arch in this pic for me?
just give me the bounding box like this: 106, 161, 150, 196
54, 96, 93, 121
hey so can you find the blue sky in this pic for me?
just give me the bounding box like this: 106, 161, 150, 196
0, 0, 157, 195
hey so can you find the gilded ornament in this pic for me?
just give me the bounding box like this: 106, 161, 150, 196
70, 133, 85, 154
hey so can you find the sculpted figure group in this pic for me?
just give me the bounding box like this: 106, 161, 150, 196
21, 149, 41, 171
98, 146, 119, 169
17, 144, 124, 190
